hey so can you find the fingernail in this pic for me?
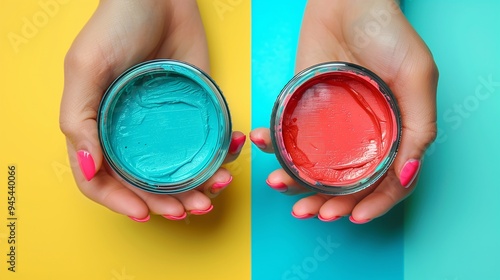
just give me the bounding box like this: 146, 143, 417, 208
400, 159, 421, 188
266, 179, 287, 192
229, 135, 246, 154
211, 176, 233, 193
250, 136, 267, 149
128, 214, 150, 223
77, 150, 96, 181
349, 216, 371, 224
162, 212, 187, 221
291, 211, 316, 219
318, 214, 342, 222
190, 205, 214, 215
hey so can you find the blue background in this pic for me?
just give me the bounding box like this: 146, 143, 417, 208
404, 1, 500, 279
251, 0, 500, 279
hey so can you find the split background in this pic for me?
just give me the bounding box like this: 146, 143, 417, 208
0, 0, 499, 279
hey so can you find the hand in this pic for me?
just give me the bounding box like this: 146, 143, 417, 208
60, 0, 245, 222
250, 0, 438, 223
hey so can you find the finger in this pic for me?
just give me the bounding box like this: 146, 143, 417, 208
172, 190, 213, 215
197, 168, 232, 198
249, 128, 274, 153
126, 187, 186, 221
67, 142, 149, 221
291, 194, 329, 219
224, 131, 246, 164
266, 169, 311, 195
317, 186, 374, 222
60, 0, 167, 181
350, 170, 415, 222
390, 53, 438, 188
339, 1, 438, 188
155, 0, 210, 72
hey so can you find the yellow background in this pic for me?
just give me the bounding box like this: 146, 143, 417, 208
0, 0, 250, 279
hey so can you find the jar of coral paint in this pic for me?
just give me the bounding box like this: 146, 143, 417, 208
98, 59, 232, 194
271, 62, 402, 195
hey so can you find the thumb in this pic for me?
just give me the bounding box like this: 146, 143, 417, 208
59, 0, 164, 180
340, 4, 440, 189
391, 50, 439, 188
59, 51, 106, 181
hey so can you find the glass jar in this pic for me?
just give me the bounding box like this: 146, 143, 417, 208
271, 62, 401, 195
98, 59, 231, 194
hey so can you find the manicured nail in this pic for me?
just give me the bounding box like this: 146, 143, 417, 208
318, 214, 342, 222
291, 211, 316, 219
349, 216, 371, 224
229, 135, 246, 154
77, 150, 96, 181
400, 159, 421, 188
190, 205, 214, 215
250, 137, 267, 149
211, 176, 233, 193
266, 179, 288, 192
128, 214, 150, 223
162, 212, 187, 221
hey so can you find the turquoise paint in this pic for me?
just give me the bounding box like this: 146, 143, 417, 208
98, 60, 231, 194
111, 73, 218, 183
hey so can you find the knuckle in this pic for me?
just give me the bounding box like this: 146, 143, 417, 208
419, 51, 439, 80
59, 118, 75, 136
64, 47, 91, 73
427, 125, 437, 143
64, 45, 108, 78
417, 128, 437, 148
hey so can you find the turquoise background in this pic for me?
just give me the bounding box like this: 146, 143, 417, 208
404, 1, 500, 279
251, 0, 500, 279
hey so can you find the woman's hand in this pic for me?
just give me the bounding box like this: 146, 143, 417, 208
60, 0, 245, 222
251, 0, 438, 223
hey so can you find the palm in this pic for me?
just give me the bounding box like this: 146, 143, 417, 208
61, 0, 240, 221
252, 0, 438, 222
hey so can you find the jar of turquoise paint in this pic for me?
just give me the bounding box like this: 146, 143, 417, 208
97, 60, 232, 194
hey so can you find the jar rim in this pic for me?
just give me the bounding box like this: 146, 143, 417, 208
97, 59, 232, 194
271, 61, 402, 195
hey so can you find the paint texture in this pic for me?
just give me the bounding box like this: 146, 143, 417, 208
109, 72, 219, 184
281, 72, 395, 186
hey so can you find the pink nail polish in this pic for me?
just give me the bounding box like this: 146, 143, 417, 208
349, 216, 371, 224
251, 137, 267, 149
266, 179, 287, 192
318, 214, 342, 222
211, 176, 233, 192
162, 212, 187, 221
77, 150, 96, 181
128, 214, 150, 223
229, 135, 246, 154
190, 205, 214, 215
400, 159, 421, 188
291, 211, 315, 219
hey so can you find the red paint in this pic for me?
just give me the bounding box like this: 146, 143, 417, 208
281, 72, 396, 186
